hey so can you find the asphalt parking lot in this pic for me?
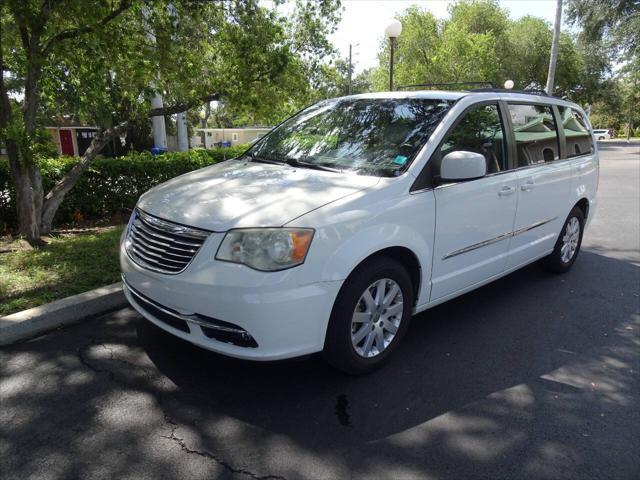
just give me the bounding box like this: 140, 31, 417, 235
2, 143, 639, 480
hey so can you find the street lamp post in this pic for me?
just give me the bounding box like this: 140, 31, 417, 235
385, 20, 402, 91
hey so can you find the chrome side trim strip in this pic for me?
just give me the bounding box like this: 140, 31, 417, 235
443, 231, 512, 259
443, 216, 557, 260
512, 217, 558, 237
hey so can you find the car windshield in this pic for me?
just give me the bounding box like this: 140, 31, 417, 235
247, 97, 454, 177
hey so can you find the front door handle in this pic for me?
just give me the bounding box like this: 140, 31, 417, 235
520, 180, 535, 192
498, 185, 516, 197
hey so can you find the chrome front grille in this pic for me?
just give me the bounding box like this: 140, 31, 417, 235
125, 209, 210, 274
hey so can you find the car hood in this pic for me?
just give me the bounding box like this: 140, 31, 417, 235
137, 159, 379, 231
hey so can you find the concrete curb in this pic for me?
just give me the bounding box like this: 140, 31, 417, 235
0, 282, 126, 346
597, 140, 640, 146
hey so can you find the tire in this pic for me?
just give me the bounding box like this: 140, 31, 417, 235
540, 206, 585, 273
598, 136, 605, 141
323, 256, 414, 375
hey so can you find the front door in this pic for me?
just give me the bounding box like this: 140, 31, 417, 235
430, 103, 519, 301
59, 129, 75, 156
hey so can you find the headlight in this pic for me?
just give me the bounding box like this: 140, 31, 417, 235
216, 228, 314, 271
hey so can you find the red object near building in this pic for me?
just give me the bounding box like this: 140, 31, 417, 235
59, 129, 74, 156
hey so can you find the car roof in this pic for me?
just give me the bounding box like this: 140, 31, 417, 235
338, 89, 582, 110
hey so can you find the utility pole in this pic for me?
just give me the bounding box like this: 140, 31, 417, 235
545, 0, 563, 95
348, 44, 353, 96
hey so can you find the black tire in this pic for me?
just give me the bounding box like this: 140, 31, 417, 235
323, 256, 414, 375
598, 136, 605, 141
540, 206, 585, 273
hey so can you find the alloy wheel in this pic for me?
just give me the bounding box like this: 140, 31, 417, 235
350, 278, 403, 358
561, 216, 580, 263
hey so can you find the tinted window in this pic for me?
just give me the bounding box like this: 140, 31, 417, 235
507, 104, 559, 166
435, 104, 506, 176
559, 107, 594, 157
249, 98, 453, 177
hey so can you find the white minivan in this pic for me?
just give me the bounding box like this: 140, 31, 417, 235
593, 129, 611, 140
121, 89, 598, 374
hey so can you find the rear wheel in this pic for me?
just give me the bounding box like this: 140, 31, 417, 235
323, 256, 413, 375
541, 206, 585, 273
598, 136, 605, 141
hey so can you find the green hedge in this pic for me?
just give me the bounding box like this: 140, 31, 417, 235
0, 145, 249, 231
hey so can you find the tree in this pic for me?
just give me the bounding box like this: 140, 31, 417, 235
366, 0, 631, 136
369, 1, 584, 93
0, 0, 341, 242
565, 0, 640, 62
564, 1, 639, 134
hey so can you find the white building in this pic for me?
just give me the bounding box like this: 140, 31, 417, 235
191, 127, 272, 149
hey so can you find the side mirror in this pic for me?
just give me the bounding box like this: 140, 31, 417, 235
440, 151, 487, 181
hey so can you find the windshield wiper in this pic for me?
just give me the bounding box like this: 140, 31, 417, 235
247, 153, 284, 165
248, 153, 341, 172
284, 158, 342, 173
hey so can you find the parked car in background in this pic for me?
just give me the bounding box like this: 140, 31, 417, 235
121, 89, 599, 374
593, 129, 612, 140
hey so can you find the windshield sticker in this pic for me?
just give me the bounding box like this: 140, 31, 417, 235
393, 155, 408, 165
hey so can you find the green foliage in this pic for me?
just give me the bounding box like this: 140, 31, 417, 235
0, 226, 125, 315
565, 0, 639, 62
0, 145, 248, 232
370, 0, 588, 96
25, 0, 341, 130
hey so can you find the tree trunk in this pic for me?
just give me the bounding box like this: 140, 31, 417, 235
0, 32, 42, 241
40, 121, 129, 234
8, 160, 43, 240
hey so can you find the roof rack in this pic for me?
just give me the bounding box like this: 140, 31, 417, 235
471, 87, 565, 100
471, 87, 547, 95
396, 81, 495, 90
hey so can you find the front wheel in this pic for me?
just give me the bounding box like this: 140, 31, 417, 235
323, 256, 414, 375
540, 206, 585, 273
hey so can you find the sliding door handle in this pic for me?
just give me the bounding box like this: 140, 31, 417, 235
498, 186, 516, 197
520, 180, 535, 192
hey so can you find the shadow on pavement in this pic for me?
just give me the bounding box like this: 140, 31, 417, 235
2, 250, 639, 479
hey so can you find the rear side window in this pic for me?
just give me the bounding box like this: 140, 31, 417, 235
559, 107, 594, 157
507, 104, 560, 166
436, 103, 506, 176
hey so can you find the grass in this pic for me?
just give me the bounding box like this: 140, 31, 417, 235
0, 226, 125, 316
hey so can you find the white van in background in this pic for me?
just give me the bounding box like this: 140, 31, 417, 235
593, 129, 612, 140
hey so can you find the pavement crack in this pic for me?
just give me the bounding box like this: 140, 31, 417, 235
77, 336, 154, 383
160, 414, 287, 480
78, 338, 285, 480
77, 337, 117, 382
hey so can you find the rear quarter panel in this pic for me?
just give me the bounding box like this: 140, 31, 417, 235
569, 111, 599, 226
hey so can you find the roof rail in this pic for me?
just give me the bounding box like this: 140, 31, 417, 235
471, 87, 565, 100
396, 81, 495, 90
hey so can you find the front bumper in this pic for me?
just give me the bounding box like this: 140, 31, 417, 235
120, 236, 342, 361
